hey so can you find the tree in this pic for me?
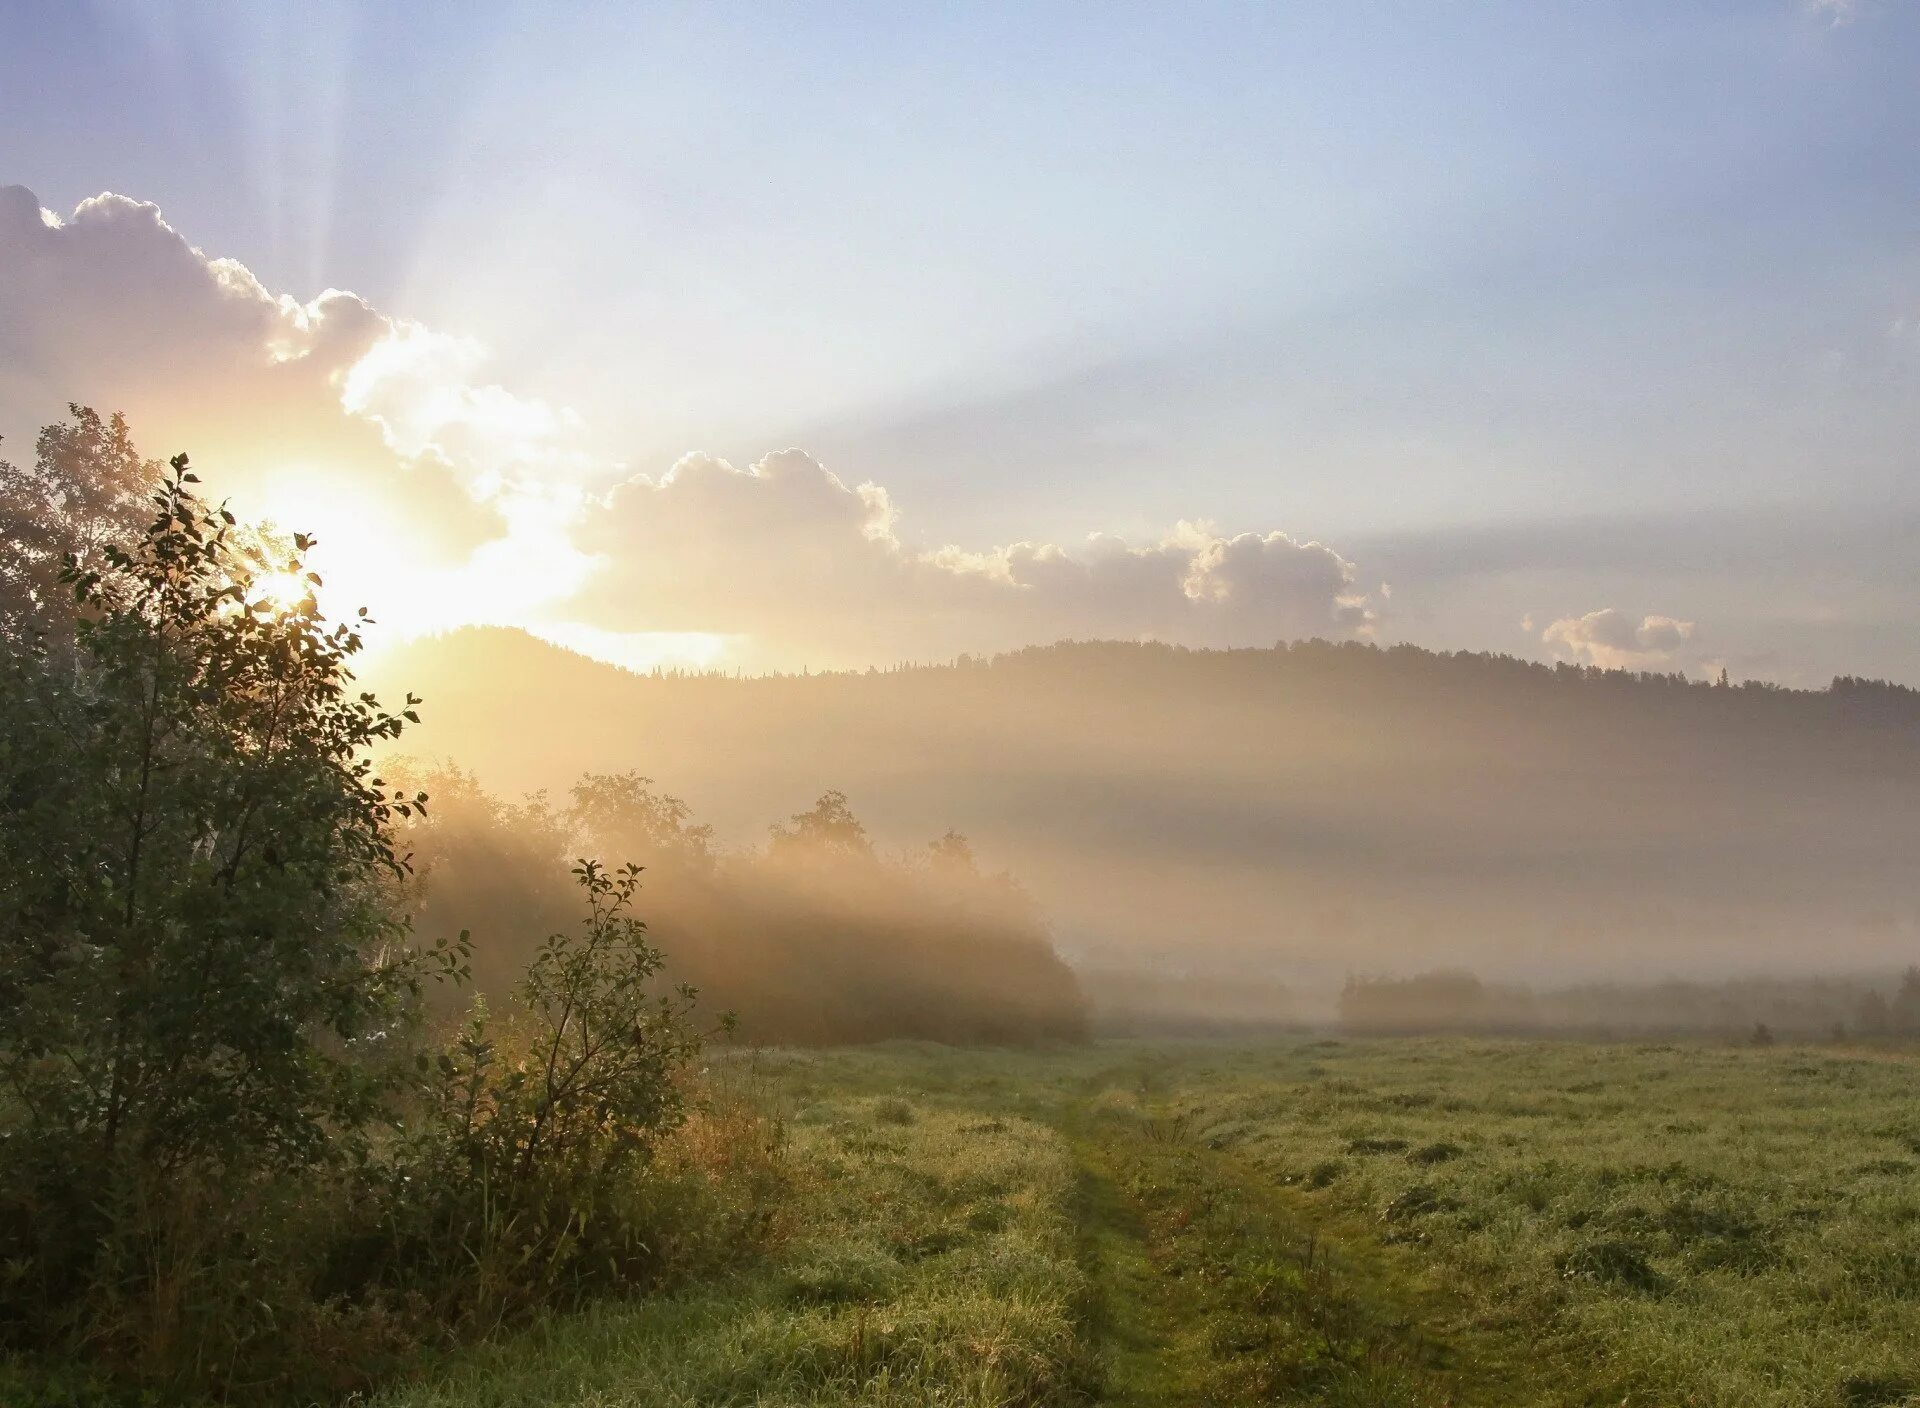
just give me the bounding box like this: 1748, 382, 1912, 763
926, 828, 978, 876
768, 788, 872, 862
0, 454, 456, 1313
1892, 965, 1920, 1036
0, 405, 162, 646
1856, 989, 1892, 1037
433, 861, 707, 1192
570, 770, 715, 869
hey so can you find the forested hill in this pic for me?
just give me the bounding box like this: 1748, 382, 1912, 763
374, 629, 1920, 986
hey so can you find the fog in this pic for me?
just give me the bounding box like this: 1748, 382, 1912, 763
391, 764, 1085, 1045
369, 629, 1920, 1033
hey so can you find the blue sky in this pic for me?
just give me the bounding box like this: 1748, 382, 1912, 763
3, 1, 1918, 680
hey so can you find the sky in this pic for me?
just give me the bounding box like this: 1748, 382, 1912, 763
2, 0, 1917, 681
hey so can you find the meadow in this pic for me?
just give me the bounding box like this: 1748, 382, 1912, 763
376, 1037, 1920, 1408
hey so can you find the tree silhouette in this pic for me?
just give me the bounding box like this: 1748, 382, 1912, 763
769, 788, 873, 861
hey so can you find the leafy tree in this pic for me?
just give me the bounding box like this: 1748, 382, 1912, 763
571, 770, 715, 869
0, 405, 162, 646
392, 762, 577, 998
926, 828, 977, 876
0, 454, 456, 1316
435, 861, 708, 1189
769, 787, 872, 862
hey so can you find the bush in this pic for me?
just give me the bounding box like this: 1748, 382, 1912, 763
359, 861, 724, 1326
396, 771, 1089, 1048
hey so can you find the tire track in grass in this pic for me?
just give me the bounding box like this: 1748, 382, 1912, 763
1072, 1153, 1208, 1406
1065, 1107, 1576, 1406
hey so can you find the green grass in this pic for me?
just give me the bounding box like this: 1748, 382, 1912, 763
750, 1039, 1920, 1405
1151, 1038, 1920, 1407
375, 1093, 1092, 1407
1071, 1106, 1586, 1405
369, 1038, 1920, 1407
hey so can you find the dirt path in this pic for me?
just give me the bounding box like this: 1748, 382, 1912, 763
1062, 1111, 1564, 1406
1072, 1150, 1212, 1405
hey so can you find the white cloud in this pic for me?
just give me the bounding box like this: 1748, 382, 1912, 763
572, 448, 1377, 667
1802, 0, 1861, 25
341, 322, 594, 488
1539, 608, 1699, 671
2, 184, 1382, 668
0, 185, 584, 560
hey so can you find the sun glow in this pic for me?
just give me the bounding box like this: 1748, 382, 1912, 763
530, 623, 739, 673
247, 469, 444, 641
246, 463, 599, 655
252, 568, 317, 617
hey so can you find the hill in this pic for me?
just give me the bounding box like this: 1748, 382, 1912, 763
369, 629, 1920, 993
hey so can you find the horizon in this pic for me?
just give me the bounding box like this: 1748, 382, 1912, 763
394, 619, 1920, 692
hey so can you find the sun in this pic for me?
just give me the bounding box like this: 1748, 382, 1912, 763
253, 567, 316, 616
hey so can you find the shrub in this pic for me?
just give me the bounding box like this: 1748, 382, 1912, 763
362, 860, 724, 1326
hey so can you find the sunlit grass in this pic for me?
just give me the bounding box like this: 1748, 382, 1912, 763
740, 1039, 1920, 1407
375, 1096, 1091, 1407
371, 1039, 1920, 1408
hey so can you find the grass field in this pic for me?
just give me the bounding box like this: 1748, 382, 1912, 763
378, 1037, 1920, 1408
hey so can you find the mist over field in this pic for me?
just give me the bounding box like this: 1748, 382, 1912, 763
374, 627, 1920, 1016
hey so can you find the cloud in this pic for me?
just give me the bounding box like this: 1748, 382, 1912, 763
0, 185, 574, 561
3, 184, 1379, 667
341, 323, 595, 489
571, 448, 1376, 667
1539, 608, 1698, 671
1802, 0, 1861, 25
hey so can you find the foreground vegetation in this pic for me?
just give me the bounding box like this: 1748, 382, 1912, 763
359, 1037, 1920, 1407
1143, 1038, 1920, 1404
0, 431, 771, 1402
0, 411, 1084, 1403
381, 1095, 1090, 1408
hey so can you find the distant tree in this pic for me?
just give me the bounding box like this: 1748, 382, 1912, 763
391, 763, 575, 999
927, 828, 978, 876
1339, 969, 1491, 1034
570, 770, 715, 869
1856, 989, 1892, 1037
1749, 1021, 1775, 1047
769, 788, 873, 862
1892, 966, 1920, 1036
0, 405, 162, 646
